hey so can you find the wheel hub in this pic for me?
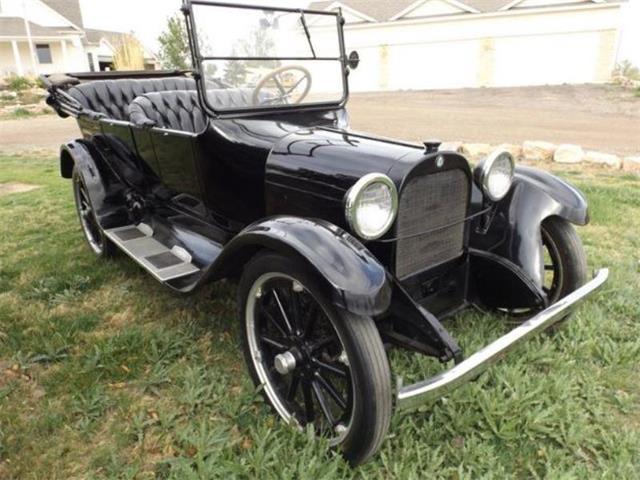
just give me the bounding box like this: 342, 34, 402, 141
274, 350, 297, 375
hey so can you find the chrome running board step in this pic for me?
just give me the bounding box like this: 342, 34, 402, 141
104, 224, 200, 282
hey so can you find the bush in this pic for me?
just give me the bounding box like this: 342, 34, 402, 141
6, 75, 33, 92
614, 60, 640, 81
12, 107, 32, 117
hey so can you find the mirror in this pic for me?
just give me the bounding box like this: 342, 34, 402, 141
347, 50, 360, 70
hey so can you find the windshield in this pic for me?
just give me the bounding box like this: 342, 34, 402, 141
189, 2, 346, 114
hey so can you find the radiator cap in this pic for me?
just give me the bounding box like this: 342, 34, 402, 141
424, 140, 442, 154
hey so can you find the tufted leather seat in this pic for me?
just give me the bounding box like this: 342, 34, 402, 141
128, 91, 208, 133
128, 88, 260, 133
67, 77, 197, 121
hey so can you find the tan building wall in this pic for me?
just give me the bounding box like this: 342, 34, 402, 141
0, 43, 18, 76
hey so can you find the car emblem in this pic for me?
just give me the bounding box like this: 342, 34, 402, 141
436, 156, 445, 168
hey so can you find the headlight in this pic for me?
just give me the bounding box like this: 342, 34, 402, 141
345, 173, 398, 240
474, 149, 515, 201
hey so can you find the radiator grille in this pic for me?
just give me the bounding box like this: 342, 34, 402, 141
395, 169, 469, 279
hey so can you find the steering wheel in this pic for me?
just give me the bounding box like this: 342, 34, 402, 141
252, 65, 312, 106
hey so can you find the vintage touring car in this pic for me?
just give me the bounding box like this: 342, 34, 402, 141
43, 0, 608, 465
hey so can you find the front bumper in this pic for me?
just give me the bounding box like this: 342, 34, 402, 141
396, 268, 609, 411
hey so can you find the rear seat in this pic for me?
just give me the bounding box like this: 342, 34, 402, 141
67, 77, 197, 121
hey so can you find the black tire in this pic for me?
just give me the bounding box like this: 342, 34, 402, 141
541, 216, 588, 303
499, 217, 587, 327
72, 167, 115, 258
238, 252, 392, 466
540, 216, 588, 332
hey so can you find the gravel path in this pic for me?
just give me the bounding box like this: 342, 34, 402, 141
0, 84, 638, 156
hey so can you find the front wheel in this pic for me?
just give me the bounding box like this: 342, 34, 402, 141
541, 216, 588, 304
238, 252, 392, 466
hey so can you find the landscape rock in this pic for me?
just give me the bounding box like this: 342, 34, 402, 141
622, 156, 640, 173
554, 144, 585, 164
438, 141, 464, 153
460, 143, 492, 162
497, 143, 523, 161
522, 141, 556, 162
585, 150, 622, 169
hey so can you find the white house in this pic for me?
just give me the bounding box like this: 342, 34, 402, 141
309, 0, 628, 91
0, 0, 157, 77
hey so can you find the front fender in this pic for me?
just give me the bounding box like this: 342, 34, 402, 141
210, 216, 392, 316
472, 165, 589, 288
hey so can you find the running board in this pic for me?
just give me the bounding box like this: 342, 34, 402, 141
104, 224, 200, 282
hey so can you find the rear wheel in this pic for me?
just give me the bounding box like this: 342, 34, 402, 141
238, 252, 392, 466
72, 167, 115, 258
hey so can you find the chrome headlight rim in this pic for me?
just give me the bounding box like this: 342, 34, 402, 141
475, 149, 515, 202
345, 173, 398, 241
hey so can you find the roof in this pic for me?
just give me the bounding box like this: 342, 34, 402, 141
0, 17, 76, 36
308, 0, 625, 21
309, 1, 416, 21
41, 0, 83, 28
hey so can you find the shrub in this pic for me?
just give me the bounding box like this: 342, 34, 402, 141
7, 75, 33, 92
12, 107, 32, 117
614, 60, 640, 81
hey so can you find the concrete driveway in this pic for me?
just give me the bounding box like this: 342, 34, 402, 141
0, 84, 638, 156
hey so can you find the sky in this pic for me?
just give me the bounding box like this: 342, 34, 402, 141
79, 0, 640, 66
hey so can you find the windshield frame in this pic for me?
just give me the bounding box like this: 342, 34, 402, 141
183, 0, 349, 118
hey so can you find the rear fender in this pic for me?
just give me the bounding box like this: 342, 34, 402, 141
209, 216, 392, 316
60, 141, 126, 229
472, 165, 588, 288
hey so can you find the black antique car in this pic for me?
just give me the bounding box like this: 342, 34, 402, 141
43, 0, 608, 465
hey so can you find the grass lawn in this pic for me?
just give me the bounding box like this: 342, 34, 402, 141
0, 151, 638, 479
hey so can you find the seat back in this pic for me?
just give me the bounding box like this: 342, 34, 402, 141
128, 91, 207, 133
67, 77, 196, 121
128, 88, 259, 133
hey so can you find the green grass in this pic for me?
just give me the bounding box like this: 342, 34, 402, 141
0, 152, 639, 478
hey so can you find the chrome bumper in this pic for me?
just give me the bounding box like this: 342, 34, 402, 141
396, 268, 609, 411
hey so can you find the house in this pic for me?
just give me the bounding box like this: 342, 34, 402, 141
309, 0, 627, 91
0, 0, 158, 77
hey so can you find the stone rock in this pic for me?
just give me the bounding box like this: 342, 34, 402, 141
622, 156, 640, 173
460, 143, 492, 162
522, 141, 556, 162
585, 151, 622, 169
438, 141, 464, 153
496, 143, 523, 161
553, 144, 585, 164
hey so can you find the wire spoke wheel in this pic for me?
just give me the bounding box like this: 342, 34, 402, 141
498, 217, 587, 324
73, 170, 105, 255
246, 273, 354, 442
541, 223, 563, 303
239, 252, 391, 465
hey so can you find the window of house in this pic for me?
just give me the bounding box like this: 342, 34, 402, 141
36, 44, 53, 64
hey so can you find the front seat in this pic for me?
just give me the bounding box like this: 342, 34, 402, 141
128, 91, 208, 134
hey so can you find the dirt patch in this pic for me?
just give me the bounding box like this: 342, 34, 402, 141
0, 182, 42, 197
0, 84, 637, 155
349, 84, 640, 156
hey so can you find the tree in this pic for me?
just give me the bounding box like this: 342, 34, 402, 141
223, 50, 247, 86
112, 35, 144, 71
157, 14, 191, 70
